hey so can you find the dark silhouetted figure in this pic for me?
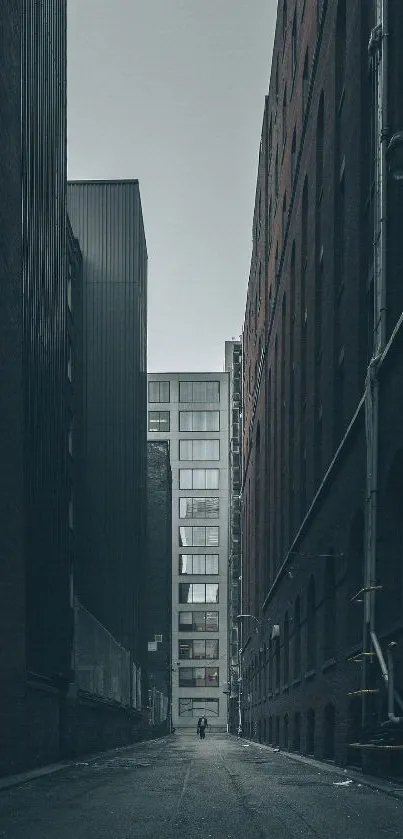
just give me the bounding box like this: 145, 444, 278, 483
197, 715, 208, 739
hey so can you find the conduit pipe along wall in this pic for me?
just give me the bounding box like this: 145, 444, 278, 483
363, 0, 401, 727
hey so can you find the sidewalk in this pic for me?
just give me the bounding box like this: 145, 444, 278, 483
240, 737, 403, 801
0, 735, 171, 794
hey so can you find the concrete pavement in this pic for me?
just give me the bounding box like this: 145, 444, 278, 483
0, 733, 402, 838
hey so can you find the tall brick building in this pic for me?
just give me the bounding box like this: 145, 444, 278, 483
241, 0, 403, 773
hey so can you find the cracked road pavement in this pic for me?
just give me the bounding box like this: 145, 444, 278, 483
0, 734, 402, 838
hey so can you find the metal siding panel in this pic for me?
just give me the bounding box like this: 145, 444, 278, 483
67, 181, 147, 657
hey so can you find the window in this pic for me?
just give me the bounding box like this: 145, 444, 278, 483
282, 192, 287, 243
268, 197, 272, 250
67, 338, 72, 381
335, 0, 346, 107
179, 639, 219, 660
291, 128, 296, 183
179, 555, 219, 575
179, 667, 219, 688
178, 611, 219, 632
179, 411, 220, 432
283, 0, 287, 38
302, 49, 309, 114
68, 412, 73, 456
148, 411, 170, 432
179, 381, 220, 403
275, 148, 279, 195
283, 613, 289, 685
316, 94, 325, 200
323, 554, 336, 660
148, 380, 170, 403
67, 273, 72, 312
179, 526, 219, 547
293, 596, 301, 678
178, 698, 219, 718
179, 583, 219, 604
268, 116, 273, 162
307, 576, 317, 670
179, 440, 220, 461
292, 13, 297, 77
179, 469, 219, 490
275, 54, 279, 105
179, 497, 219, 519
282, 86, 287, 148
68, 486, 74, 530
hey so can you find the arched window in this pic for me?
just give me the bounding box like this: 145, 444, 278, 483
282, 192, 287, 243
275, 148, 279, 195
307, 708, 315, 755
282, 86, 287, 148
291, 127, 297, 183
323, 553, 336, 660
293, 595, 301, 678
316, 93, 325, 200
323, 703, 336, 759
307, 576, 317, 670
335, 0, 346, 107
283, 613, 290, 684
275, 636, 281, 690
347, 509, 365, 646
302, 49, 309, 114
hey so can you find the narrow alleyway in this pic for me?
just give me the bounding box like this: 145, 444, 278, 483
0, 734, 402, 838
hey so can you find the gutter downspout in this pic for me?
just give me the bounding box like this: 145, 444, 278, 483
363, 0, 394, 729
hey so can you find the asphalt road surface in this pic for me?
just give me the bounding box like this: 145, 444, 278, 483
0, 733, 402, 838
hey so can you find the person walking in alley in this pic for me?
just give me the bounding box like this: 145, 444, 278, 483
196, 715, 208, 739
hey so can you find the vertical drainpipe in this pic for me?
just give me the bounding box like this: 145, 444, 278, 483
363, 0, 388, 731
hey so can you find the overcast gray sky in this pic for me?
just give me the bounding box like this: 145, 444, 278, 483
67, 0, 277, 372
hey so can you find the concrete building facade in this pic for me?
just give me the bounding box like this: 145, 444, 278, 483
147, 373, 229, 732
241, 0, 403, 776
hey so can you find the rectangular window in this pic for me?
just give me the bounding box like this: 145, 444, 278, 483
179, 411, 220, 432
178, 583, 219, 604
148, 411, 170, 433
179, 667, 219, 688
179, 381, 220, 403
179, 440, 220, 461
148, 380, 170, 403
179, 469, 219, 490
179, 526, 219, 547
178, 698, 220, 718
178, 640, 219, 660
179, 497, 219, 519
179, 554, 219, 575
178, 611, 219, 632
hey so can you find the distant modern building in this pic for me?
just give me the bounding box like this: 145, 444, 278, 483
224, 341, 243, 734
0, 0, 70, 775
147, 373, 230, 732
67, 180, 148, 748
146, 442, 172, 733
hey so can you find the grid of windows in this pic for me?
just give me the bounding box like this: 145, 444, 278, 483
179, 469, 219, 490
179, 667, 219, 688
148, 381, 170, 403
178, 698, 219, 717
179, 411, 220, 432
178, 639, 219, 660
148, 411, 170, 432
179, 497, 219, 519
179, 381, 220, 403
179, 555, 219, 575
178, 611, 219, 632
179, 583, 219, 604
179, 439, 220, 461
179, 526, 219, 547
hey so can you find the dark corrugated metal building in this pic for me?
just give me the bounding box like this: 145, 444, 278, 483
0, 0, 71, 775
67, 181, 148, 669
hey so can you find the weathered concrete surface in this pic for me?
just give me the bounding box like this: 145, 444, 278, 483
0, 734, 402, 838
